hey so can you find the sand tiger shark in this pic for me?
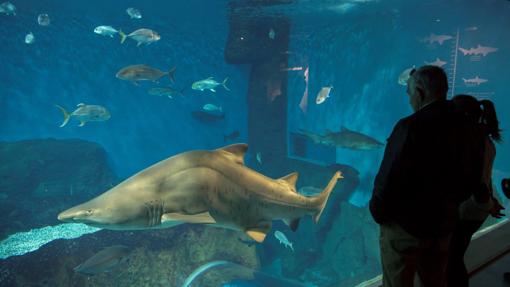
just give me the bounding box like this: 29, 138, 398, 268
58, 144, 342, 242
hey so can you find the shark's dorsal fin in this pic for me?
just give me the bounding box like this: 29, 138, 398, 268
217, 143, 248, 165
77, 103, 85, 107
280, 172, 299, 188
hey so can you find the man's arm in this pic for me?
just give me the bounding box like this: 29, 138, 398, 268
369, 118, 411, 224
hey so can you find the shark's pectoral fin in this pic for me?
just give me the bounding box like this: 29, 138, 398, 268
161, 211, 216, 224
283, 218, 300, 232
246, 230, 267, 243
78, 120, 86, 127
245, 222, 272, 243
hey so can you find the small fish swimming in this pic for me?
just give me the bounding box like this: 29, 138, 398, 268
148, 87, 183, 99
256, 152, 262, 164
0, 2, 16, 15
274, 231, 294, 251
37, 13, 50, 26
116, 65, 176, 84
126, 7, 142, 19
55, 103, 111, 127
465, 26, 478, 32
74, 245, 131, 276
224, 130, 240, 141
25, 32, 34, 44
203, 104, 222, 112
94, 26, 118, 37
268, 28, 276, 39
398, 65, 415, 86
119, 28, 160, 46
316, 86, 333, 104
192, 77, 230, 92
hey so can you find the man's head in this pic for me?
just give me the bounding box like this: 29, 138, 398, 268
406, 65, 448, 112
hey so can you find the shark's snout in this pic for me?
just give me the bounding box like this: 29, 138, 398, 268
58, 207, 94, 223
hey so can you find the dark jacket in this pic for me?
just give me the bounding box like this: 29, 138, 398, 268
370, 100, 485, 238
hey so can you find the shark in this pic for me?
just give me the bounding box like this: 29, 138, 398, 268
300, 127, 384, 150
459, 45, 498, 57
58, 144, 343, 243
462, 76, 488, 86
420, 33, 453, 45
425, 58, 447, 67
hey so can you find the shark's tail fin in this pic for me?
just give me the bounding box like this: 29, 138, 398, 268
312, 171, 343, 224
55, 104, 70, 127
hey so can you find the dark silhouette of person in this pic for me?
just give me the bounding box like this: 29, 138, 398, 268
446, 94, 504, 287
369, 66, 486, 287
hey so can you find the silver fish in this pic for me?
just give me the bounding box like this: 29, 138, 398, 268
0, 2, 16, 15
25, 32, 35, 44
315, 86, 332, 104
94, 26, 118, 37
74, 245, 131, 276
192, 77, 230, 93
116, 65, 176, 84
203, 104, 222, 112
126, 7, 142, 19
119, 28, 160, 46
55, 103, 111, 127
274, 230, 294, 251
398, 65, 415, 86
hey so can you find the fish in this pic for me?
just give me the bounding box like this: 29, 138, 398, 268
425, 58, 447, 67
74, 245, 131, 276
462, 76, 488, 86
459, 45, 498, 57
119, 28, 160, 46
25, 32, 35, 44
55, 103, 111, 127
465, 26, 478, 32
37, 13, 50, 26
315, 86, 332, 105
57, 144, 343, 243
268, 28, 276, 40
420, 33, 453, 45
203, 104, 222, 112
398, 65, 415, 86
192, 77, 230, 92
191, 110, 225, 123
300, 126, 384, 150
274, 230, 294, 251
299, 66, 309, 114
0, 2, 16, 15
94, 26, 118, 37
116, 65, 176, 84
126, 7, 142, 19
237, 237, 257, 247
224, 130, 240, 141
256, 152, 262, 164
148, 87, 183, 99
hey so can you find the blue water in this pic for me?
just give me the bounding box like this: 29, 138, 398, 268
1, 0, 510, 286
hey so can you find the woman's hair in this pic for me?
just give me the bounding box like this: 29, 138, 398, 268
452, 94, 502, 142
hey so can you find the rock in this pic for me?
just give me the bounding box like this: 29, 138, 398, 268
0, 139, 118, 240
0, 225, 259, 287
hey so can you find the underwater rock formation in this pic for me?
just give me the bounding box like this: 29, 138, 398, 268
0, 139, 118, 240
0, 225, 259, 287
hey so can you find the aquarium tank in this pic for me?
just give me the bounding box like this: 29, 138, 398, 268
0, 0, 509, 286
